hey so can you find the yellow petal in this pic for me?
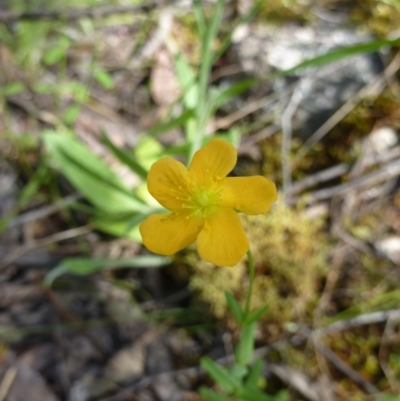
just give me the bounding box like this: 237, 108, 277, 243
147, 157, 189, 212
197, 207, 249, 266
189, 139, 237, 185
140, 213, 204, 255
220, 176, 278, 215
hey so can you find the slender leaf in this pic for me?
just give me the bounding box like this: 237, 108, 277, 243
236, 388, 275, 401
199, 387, 232, 401
43, 132, 145, 215
245, 305, 269, 325
225, 292, 244, 324
278, 37, 400, 77
91, 213, 143, 241
45, 255, 171, 285
213, 0, 267, 63
229, 363, 248, 382
244, 359, 263, 390
43, 37, 70, 65
147, 109, 194, 138
4, 82, 25, 96
173, 52, 198, 109
93, 67, 114, 89
101, 131, 148, 179
235, 321, 256, 365
189, 0, 224, 161
193, 0, 206, 39
201, 357, 238, 394
63, 104, 81, 124
210, 79, 257, 112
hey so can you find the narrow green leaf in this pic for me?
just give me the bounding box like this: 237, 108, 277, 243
43, 36, 71, 66
236, 388, 274, 401
210, 79, 257, 112
147, 109, 194, 137
93, 67, 114, 89
244, 359, 263, 390
43, 46, 66, 66
44, 255, 171, 285
229, 363, 248, 382
18, 164, 48, 208
199, 387, 232, 401
33, 83, 54, 94
189, 0, 225, 161
91, 212, 145, 241
235, 322, 256, 366
43, 132, 144, 214
134, 136, 163, 170
213, 0, 267, 63
173, 53, 198, 109
245, 305, 269, 325
225, 292, 244, 324
279, 37, 400, 76
4, 82, 25, 96
193, 0, 206, 39
63, 104, 81, 124
376, 397, 400, 401
201, 357, 238, 394
101, 131, 148, 179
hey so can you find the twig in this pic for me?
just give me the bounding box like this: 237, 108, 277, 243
267, 364, 321, 401
0, 0, 167, 23
289, 145, 400, 196
281, 81, 306, 202
211, 85, 294, 133
8, 193, 81, 228
292, 51, 400, 167
315, 309, 400, 337
314, 341, 380, 395
0, 367, 17, 401
379, 315, 400, 392
288, 158, 400, 205
0, 225, 92, 269
240, 124, 280, 152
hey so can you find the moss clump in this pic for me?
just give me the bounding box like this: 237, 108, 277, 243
351, 1, 400, 37
190, 201, 330, 334
189, 257, 245, 318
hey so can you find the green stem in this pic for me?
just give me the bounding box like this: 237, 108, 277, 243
244, 249, 255, 319
188, 0, 225, 163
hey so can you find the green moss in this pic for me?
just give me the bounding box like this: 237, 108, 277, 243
189, 201, 330, 335
189, 256, 245, 318
351, 0, 400, 37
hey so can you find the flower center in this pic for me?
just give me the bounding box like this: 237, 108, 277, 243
182, 177, 223, 218
192, 187, 220, 210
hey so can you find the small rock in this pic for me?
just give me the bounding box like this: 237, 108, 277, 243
369, 127, 398, 156
69, 372, 118, 401
104, 342, 146, 383
376, 236, 400, 264
7, 360, 60, 401
232, 21, 385, 140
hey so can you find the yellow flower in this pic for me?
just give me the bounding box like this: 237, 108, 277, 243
139, 138, 277, 266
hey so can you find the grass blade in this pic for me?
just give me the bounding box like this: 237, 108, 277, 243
101, 131, 148, 179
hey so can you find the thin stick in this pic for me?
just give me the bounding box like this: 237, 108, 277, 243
288, 157, 400, 205
314, 342, 379, 395
0, 225, 92, 269
8, 193, 81, 228
0, 367, 17, 401
315, 309, 400, 337
0, 0, 167, 23
289, 145, 400, 196
292, 51, 400, 168
281, 81, 305, 202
